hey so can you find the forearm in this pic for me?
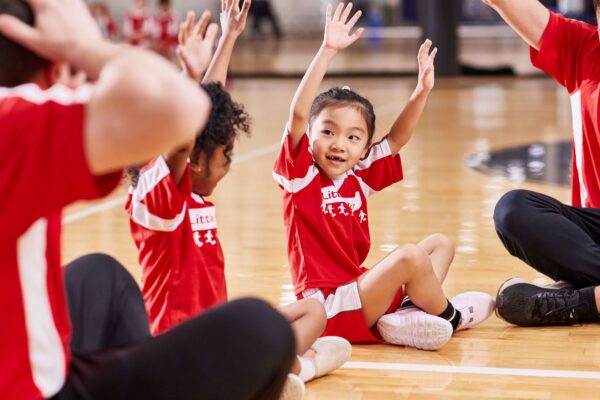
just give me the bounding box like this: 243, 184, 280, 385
202, 34, 237, 84
64, 40, 129, 81
481, 0, 549, 49
86, 49, 209, 174
289, 45, 337, 142
387, 88, 430, 154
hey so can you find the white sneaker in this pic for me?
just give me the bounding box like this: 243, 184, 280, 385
377, 308, 453, 350
302, 336, 352, 378
280, 374, 305, 400
450, 291, 495, 331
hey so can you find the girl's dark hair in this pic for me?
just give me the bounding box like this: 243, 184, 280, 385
128, 82, 250, 187
190, 82, 250, 168
0, 0, 51, 87
309, 86, 376, 146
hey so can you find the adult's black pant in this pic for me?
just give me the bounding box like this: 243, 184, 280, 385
52, 253, 295, 400
494, 190, 600, 288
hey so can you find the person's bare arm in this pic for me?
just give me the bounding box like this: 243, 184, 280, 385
165, 10, 219, 184
288, 2, 364, 149
202, 0, 251, 84
481, 0, 550, 49
0, 0, 210, 175
387, 40, 437, 154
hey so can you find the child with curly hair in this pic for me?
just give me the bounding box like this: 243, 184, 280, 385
127, 3, 350, 398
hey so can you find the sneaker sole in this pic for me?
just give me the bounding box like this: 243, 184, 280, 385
377, 314, 452, 351
310, 336, 352, 378
280, 374, 305, 400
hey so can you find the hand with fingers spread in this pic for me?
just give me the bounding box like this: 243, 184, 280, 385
0, 0, 103, 66
416, 39, 437, 94
177, 10, 219, 82
323, 2, 364, 52
220, 0, 251, 39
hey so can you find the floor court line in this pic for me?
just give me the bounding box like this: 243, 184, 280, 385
341, 361, 600, 380
63, 141, 283, 224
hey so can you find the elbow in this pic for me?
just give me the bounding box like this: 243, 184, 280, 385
165, 82, 211, 145
291, 109, 309, 125
143, 77, 211, 148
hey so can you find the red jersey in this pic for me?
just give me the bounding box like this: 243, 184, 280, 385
531, 12, 600, 208
123, 10, 154, 46
273, 130, 403, 294
154, 11, 179, 54
0, 84, 121, 399
94, 14, 118, 40
125, 157, 227, 335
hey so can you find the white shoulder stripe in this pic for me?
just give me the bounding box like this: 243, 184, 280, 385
273, 165, 320, 194
348, 170, 376, 197
17, 218, 65, 397
0, 83, 93, 105
355, 138, 392, 171
570, 91, 588, 207
129, 156, 186, 232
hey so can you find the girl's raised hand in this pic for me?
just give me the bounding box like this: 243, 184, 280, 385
323, 2, 364, 52
177, 10, 219, 82
220, 0, 251, 38
417, 39, 437, 93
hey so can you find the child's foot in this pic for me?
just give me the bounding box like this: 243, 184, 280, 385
302, 336, 352, 379
280, 374, 305, 400
377, 308, 453, 350
450, 291, 495, 331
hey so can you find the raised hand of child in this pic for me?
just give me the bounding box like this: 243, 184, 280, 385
177, 10, 219, 82
0, 0, 102, 65
417, 39, 437, 94
323, 2, 364, 52
220, 0, 251, 39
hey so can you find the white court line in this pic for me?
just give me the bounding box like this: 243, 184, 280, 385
63, 102, 397, 225
63, 142, 283, 224
341, 361, 600, 380
63, 197, 126, 224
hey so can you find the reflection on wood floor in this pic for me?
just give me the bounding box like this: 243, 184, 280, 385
63, 76, 600, 399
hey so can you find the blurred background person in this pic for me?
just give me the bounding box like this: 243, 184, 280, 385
124, 0, 154, 48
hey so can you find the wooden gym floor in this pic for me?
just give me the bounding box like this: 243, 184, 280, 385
62, 76, 600, 399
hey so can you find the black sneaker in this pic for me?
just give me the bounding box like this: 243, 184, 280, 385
496, 278, 586, 326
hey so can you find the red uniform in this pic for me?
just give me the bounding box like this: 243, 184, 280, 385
0, 84, 121, 399
123, 10, 154, 47
273, 130, 404, 343
94, 14, 118, 40
531, 12, 600, 208
126, 157, 227, 335
154, 10, 179, 55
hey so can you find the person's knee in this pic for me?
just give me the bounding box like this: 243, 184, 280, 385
393, 244, 431, 275
494, 190, 532, 236
303, 298, 327, 333
65, 253, 136, 293
427, 233, 454, 256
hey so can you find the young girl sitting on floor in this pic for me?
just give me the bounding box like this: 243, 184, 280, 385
273, 2, 495, 351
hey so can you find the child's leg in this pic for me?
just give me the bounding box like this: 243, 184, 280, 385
358, 243, 448, 327
417, 233, 455, 284
279, 299, 351, 383
279, 298, 327, 356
